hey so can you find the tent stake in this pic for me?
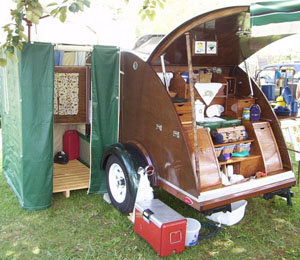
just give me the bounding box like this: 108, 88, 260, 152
185, 32, 201, 189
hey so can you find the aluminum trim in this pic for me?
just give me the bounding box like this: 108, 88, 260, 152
158, 171, 295, 203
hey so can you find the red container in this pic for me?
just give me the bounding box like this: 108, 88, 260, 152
134, 199, 186, 257
63, 130, 80, 160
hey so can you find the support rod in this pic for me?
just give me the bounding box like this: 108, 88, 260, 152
185, 32, 201, 190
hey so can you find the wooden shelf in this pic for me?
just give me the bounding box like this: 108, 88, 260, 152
219, 154, 261, 165
214, 139, 254, 148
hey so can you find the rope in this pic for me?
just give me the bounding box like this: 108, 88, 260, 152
198, 222, 221, 240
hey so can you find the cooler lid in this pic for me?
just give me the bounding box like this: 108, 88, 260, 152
135, 199, 185, 228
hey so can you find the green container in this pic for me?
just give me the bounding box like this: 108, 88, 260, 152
220, 116, 241, 128
197, 121, 222, 132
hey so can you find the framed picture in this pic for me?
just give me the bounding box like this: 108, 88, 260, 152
206, 41, 217, 54
194, 41, 206, 54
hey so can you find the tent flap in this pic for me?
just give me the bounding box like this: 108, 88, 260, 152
1, 42, 54, 210
89, 45, 120, 194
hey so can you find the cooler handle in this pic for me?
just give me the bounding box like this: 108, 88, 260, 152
142, 209, 154, 224
169, 230, 182, 244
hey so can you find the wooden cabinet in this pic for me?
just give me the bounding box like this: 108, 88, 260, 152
226, 97, 255, 119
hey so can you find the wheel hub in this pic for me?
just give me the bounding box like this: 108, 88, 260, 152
108, 163, 127, 203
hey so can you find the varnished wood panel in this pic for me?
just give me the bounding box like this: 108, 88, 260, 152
120, 52, 199, 197
233, 67, 292, 170
252, 122, 283, 173
54, 66, 87, 124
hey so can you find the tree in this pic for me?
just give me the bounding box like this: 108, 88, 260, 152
0, 0, 165, 67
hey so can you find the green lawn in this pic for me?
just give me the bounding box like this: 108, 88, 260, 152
0, 148, 300, 259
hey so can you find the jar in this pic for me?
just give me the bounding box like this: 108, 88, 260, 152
242, 107, 250, 120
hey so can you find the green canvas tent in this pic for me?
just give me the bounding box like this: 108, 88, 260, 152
0, 42, 120, 210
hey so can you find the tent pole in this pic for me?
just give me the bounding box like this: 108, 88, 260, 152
185, 32, 201, 189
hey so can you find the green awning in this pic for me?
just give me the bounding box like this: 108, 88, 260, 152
251, 0, 300, 26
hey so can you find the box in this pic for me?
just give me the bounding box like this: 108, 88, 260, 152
134, 199, 186, 257
226, 98, 255, 119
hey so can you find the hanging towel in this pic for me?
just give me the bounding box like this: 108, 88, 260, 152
195, 83, 223, 105
62, 52, 76, 65
75, 51, 86, 66
54, 50, 64, 66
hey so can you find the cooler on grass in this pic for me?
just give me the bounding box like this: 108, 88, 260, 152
134, 199, 186, 257
63, 130, 79, 160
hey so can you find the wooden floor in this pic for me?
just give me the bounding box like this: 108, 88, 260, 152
53, 160, 90, 198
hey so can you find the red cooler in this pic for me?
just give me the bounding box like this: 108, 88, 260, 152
63, 130, 79, 160
134, 199, 186, 257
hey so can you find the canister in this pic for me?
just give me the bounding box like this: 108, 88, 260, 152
242, 108, 250, 120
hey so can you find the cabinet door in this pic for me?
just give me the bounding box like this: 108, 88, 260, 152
253, 122, 283, 173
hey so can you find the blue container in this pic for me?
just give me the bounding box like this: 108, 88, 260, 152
291, 100, 298, 115
261, 84, 275, 101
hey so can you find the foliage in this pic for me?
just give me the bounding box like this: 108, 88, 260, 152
0, 0, 166, 67
0, 0, 90, 67
138, 0, 166, 21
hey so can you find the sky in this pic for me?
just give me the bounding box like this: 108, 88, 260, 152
0, 0, 300, 56
0, 0, 256, 48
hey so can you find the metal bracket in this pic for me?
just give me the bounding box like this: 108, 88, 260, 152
263, 187, 294, 206
173, 131, 180, 139
156, 124, 162, 131
202, 204, 232, 216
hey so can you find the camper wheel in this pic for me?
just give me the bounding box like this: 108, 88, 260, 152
106, 155, 135, 214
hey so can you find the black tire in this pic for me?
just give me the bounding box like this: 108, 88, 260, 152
105, 155, 135, 214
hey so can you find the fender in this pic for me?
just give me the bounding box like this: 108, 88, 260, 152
101, 143, 148, 196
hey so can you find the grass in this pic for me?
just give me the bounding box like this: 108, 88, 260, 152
0, 147, 300, 259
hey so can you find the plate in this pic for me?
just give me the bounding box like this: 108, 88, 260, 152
206, 104, 224, 118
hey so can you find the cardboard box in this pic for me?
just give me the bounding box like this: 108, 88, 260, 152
134, 199, 186, 257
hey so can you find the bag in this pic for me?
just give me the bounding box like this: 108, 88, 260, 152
54, 151, 69, 164
212, 126, 248, 144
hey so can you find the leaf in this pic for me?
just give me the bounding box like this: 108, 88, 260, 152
82, 0, 90, 8
59, 8, 67, 22
6, 46, 14, 54
69, 3, 79, 12
31, 14, 40, 24
0, 58, 7, 67
26, 10, 33, 21
12, 36, 20, 45
50, 7, 60, 17
47, 3, 58, 7
141, 13, 146, 20
76, 1, 84, 11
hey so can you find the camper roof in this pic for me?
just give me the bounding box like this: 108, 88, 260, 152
147, 6, 289, 67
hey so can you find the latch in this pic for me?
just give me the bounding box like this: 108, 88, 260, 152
156, 124, 162, 131
173, 131, 180, 139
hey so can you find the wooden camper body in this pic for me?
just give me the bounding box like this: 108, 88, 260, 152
119, 6, 295, 211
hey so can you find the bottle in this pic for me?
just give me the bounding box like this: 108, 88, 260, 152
242, 107, 250, 120
195, 100, 205, 122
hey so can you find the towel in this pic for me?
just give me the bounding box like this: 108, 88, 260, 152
195, 83, 223, 105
